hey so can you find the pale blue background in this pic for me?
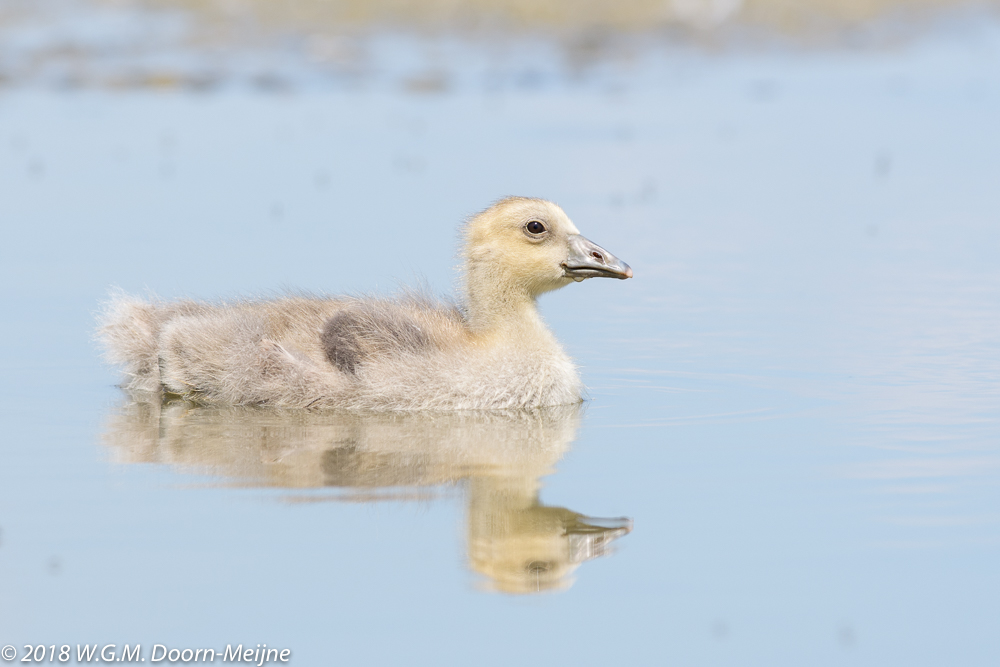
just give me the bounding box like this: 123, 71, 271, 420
1, 20, 999, 666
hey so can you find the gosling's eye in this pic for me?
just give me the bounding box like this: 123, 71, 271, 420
525, 221, 546, 235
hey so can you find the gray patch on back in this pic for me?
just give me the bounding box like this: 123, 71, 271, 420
320, 303, 431, 374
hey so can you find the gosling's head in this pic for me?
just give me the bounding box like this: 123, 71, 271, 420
463, 197, 632, 299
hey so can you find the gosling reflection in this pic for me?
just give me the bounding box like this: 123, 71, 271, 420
468, 475, 631, 593
101, 400, 631, 593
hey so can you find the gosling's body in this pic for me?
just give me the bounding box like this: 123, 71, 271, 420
98, 197, 631, 411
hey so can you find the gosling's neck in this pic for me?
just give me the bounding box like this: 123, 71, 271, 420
462, 264, 551, 339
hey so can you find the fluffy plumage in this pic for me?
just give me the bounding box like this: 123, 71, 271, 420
97, 197, 632, 410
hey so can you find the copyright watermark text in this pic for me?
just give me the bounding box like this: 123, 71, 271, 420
1, 644, 290, 665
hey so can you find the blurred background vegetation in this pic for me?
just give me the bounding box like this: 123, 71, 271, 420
133, 0, 996, 32
1, 0, 996, 88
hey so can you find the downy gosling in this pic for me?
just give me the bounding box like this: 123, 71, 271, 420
98, 197, 632, 410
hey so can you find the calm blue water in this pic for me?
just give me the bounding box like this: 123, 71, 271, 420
1, 17, 999, 666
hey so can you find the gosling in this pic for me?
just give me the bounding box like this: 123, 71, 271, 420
98, 197, 632, 411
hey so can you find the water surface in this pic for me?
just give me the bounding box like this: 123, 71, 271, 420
1, 7, 999, 666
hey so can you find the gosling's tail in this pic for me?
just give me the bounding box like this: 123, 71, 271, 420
96, 289, 206, 393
